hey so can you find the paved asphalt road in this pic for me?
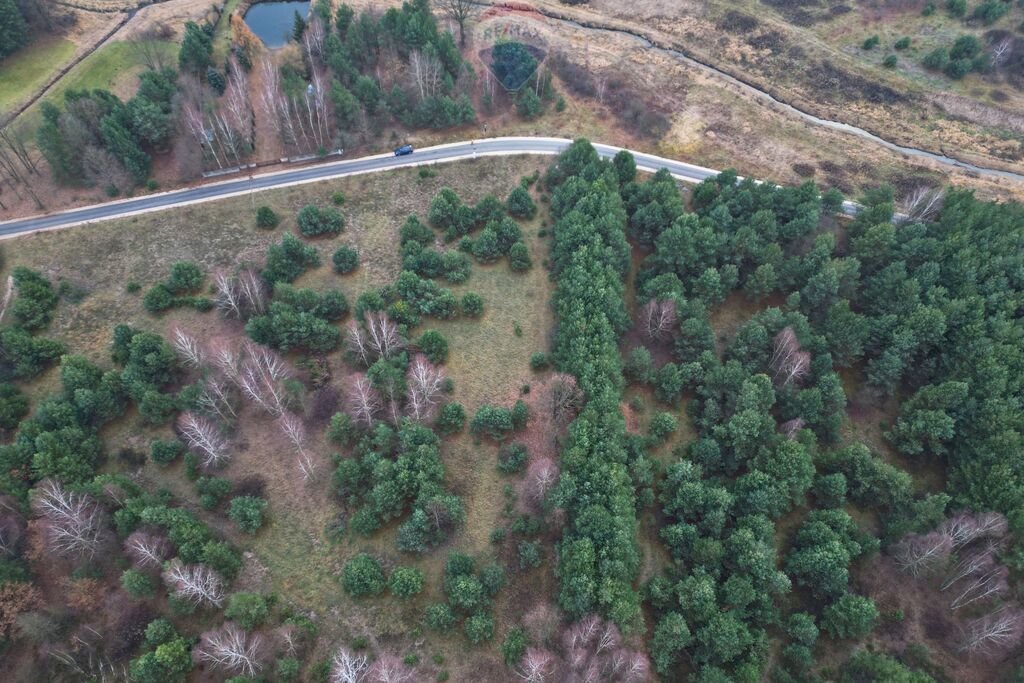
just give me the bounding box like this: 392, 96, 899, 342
0, 136, 859, 237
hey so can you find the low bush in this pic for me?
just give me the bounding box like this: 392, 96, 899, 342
297, 205, 344, 237
342, 554, 386, 597
332, 246, 359, 274
228, 496, 268, 534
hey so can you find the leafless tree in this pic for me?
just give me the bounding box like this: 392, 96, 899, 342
950, 565, 1009, 611
0, 510, 23, 557
770, 327, 810, 387
347, 374, 382, 428
991, 39, 1012, 68
195, 622, 264, 676
942, 545, 997, 591
256, 56, 282, 147
959, 608, 1024, 656
941, 511, 1008, 549
223, 56, 253, 150
182, 98, 223, 170
365, 655, 415, 683
365, 312, 405, 360
891, 531, 954, 577
548, 375, 583, 427
172, 328, 204, 368
198, 376, 239, 423
526, 457, 559, 506
128, 25, 174, 71
178, 412, 231, 468
162, 560, 225, 608
31, 481, 105, 559
330, 647, 369, 683
406, 355, 446, 422
901, 186, 945, 223
279, 413, 316, 481
622, 651, 651, 682
437, 0, 481, 46
239, 269, 268, 316
124, 531, 172, 569
780, 417, 806, 439
638, 298, 677, 342
211, 342, 241, 381
346, 322, 373, 367
214, 271, 243, 318
516, 648, 557, 682
303, 17, 327, 62
410, 49, 444, 101
238, 342, 291, 416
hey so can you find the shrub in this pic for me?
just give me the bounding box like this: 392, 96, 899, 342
922, 47, 950, 71
648, 412, 678, 442
225, 592, 269, 630
472, 405, 514, 440
142, 284, 175, 313
297, 205, 344, 237
464, 614, 495, 644
196, 477, 232, 509
342, 554, 386, 597
509, 242, 532, 271
516, 89, 542, 120
142, 438, 188, 474
507, 186, 537, 219
331, 191, 346, 206
388, 567, 425, 598
511, 400, 528, 430
502, 627, 528, 665
862, 35, 880, 50
894, 37, 911, 50
0, 383, 29, 431
498, 443, 529, 474
945, 0, 966, 17
461, 293, 484, 317
418, 330, 449, 364
332, 246, 360, 274
256, 206, 280, 229
121, 569, 155, 598
882, 54, 897, 68
518, 540, 542, 569
11, 268, 59, 330
529, 352, 549, 371
228, 496, 268, 534
277, 657, 300, 681
263, 234, 321, 284
436, 402, 466, 435
425, 603, 456, 631
822, 593, 878, 639
167, 262, 203, 294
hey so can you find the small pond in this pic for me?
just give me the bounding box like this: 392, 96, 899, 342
244, 1, 310, 49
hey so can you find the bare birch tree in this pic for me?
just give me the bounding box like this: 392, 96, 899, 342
526, 457, 559, 507
330, 648, 369, 683
178, 412, 231, 468
901, 186, 945, 224
162, 560, 225, 608
950, 565, 1009, 611
213, 271, 243, 318
516, 648, 557, 683
237, 342, 291, 416
197, 376, 239, 423
365, 312, 405, 360
195, 623, 264, 677
238, 269, 268, 316
942, 545, 998, 591
410, 49, 444, 101
891, 531, 954, 577
173, 328, 205, 368
347, 374, 382, 428
346, 321, 373, 367
406, 355, 446, 422
365, 655, 415, 683
941, 511, 1008, 549
638, 298, 677, 342
124, 530, 173, 569
32, 481, 106, 560
959, 608, 1024, 656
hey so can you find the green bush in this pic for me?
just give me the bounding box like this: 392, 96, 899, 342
464, 614, 495, 644
518, 540, 543, 569
882, 54, 897, 68
331, 191, 346, 206
276, 657, 301, 682
461, 292, 484, 317
436, 402, 466, 435
511, 400, 528, 430
342, 553, 386, 597
332, 246, 360, 274
166, 262, 203, 294
388, 567, 425, 598
894, 37, 911, 50
497, 443, 528, 474
418, 330, 449, 364
425, 603, 456, 631
822, 593, 878, 639
263, 234, 321, 285
121, 568, 155, 598
945, 0, 966, 17
228, 496, 268, 534
142, 284, 175, 313
297, 205, 344, 237
516, 89, 542, 120
0, 383, 29, 431
509, 242, 532, 271
256, 206, 280, 229
11, 267, 59, 330
862, 35, 880, 50
196, 476, 232, 509
529, 352, 549, 371
648, 412, 678, 442
502, 626, 528, 665
472, 404, 514, 440
506, 186, 537, 219
225, 592, 269, 630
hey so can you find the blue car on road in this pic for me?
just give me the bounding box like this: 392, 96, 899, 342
394, 145, 414, 156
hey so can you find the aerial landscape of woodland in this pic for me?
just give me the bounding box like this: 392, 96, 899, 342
1, 0, 1023, 681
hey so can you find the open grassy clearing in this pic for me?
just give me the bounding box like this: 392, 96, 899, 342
2, 154, 554, 676
0, 37, 77, 112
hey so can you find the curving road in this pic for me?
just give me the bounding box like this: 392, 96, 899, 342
0, 136, 859, 237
